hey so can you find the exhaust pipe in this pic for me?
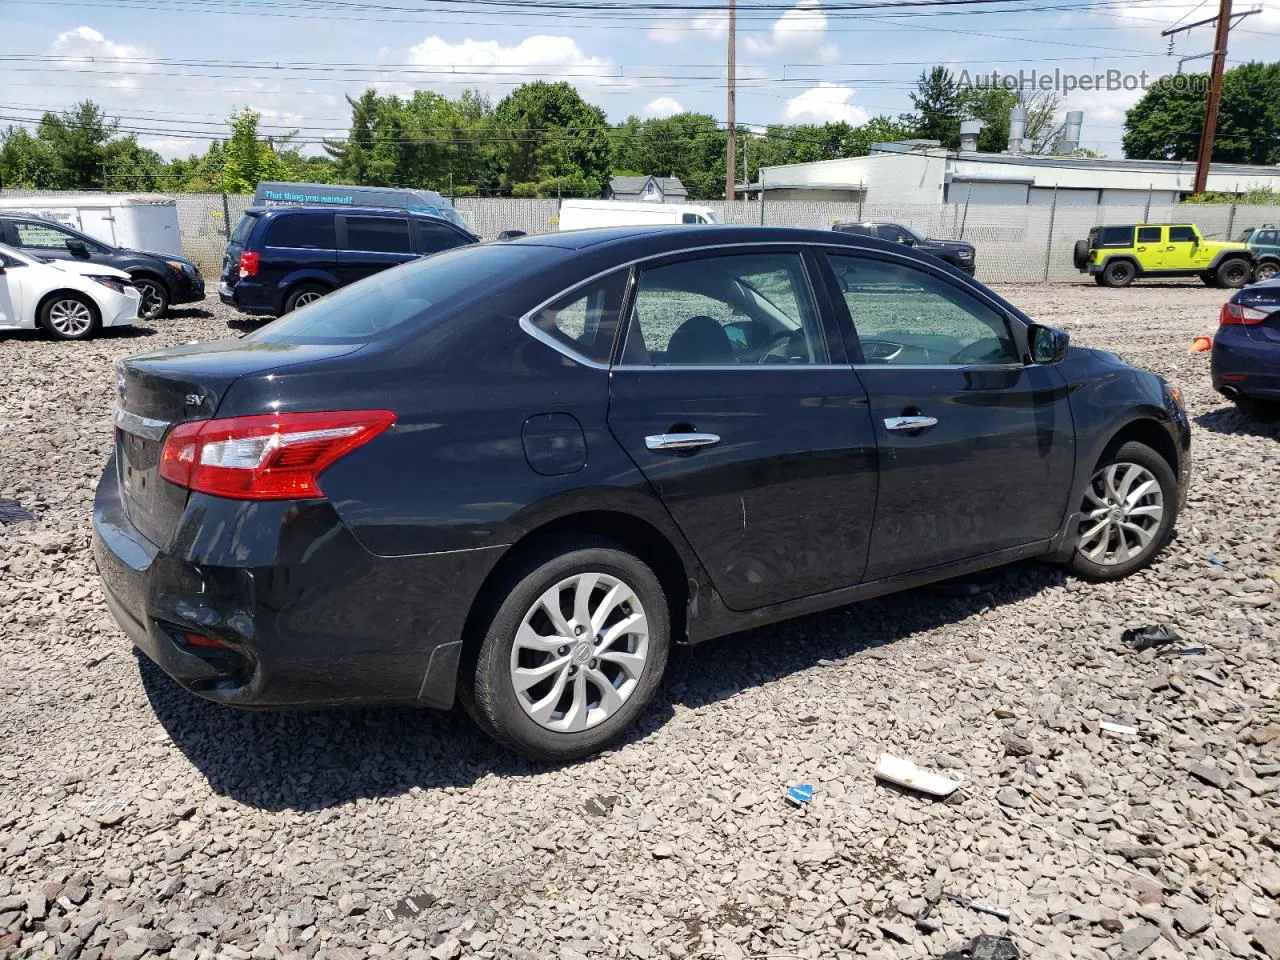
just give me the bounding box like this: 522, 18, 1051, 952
1220, 384, 1239, 398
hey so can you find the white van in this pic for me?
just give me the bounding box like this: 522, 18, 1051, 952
557, 199, 719, 231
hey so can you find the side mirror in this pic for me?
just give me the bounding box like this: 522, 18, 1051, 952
897, 235, 912, 245
1028, 324, 1069, 364
66, 239, 90, 257
497, 229, 527, 240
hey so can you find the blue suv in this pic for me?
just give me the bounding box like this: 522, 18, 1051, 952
219, 206, 479, 316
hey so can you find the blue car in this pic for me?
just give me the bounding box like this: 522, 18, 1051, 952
1213, 279, 1280, 414
219, 205, 478, 317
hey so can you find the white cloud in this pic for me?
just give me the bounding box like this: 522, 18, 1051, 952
647, 12, 727, 44
403, 34, 618, 94
643, 97, 685, 118
746, 0, 839, 61
48, 25, 156, 90
782, 83, 869, 125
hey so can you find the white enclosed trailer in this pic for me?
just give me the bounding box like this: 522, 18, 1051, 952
0, 194, 182, 255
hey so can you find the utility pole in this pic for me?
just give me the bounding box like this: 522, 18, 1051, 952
1194, 0, 1232, 194
1162, 1, 1258, 195
726, 0, 736, 202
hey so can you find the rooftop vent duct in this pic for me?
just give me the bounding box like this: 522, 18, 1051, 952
959, 120, 983, 152
1056, 111, 1084, 154
1008, 106, 1028, 154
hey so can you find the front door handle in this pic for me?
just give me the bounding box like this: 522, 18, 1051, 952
884, 416, 939, 432
645, 432, 721, 451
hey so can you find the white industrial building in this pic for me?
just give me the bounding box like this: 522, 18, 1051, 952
755, 116, 1280, 207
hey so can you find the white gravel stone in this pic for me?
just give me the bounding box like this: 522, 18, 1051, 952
0, 284, 1276, 960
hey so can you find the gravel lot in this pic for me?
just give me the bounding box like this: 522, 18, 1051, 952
1, 284, 1277, 960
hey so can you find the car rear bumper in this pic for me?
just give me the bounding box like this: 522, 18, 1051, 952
1211, 334, 1280, 399
219, 278, 279, 316
92, 455, 505, 710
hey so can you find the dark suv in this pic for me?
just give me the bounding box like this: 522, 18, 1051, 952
0, 213, 204, 320
833, 220, 976, 275
220, 206, 479, 316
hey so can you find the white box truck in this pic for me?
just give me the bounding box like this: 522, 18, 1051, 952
557, 199, 719, 231
0, 194, 182, 256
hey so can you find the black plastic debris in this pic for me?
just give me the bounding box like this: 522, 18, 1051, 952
582, 795, 620, 817
1121, 623, 1183, 653
941, 935, 1020, 960
1159, 646, 1207, 658
0, 499, 37, 525
385, 892, 436, 920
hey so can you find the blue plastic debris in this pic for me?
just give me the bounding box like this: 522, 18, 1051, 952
785, 784, 814, 806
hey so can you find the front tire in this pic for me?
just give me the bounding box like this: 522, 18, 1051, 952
1068, 441, 1178, 581
39, 292, 101, 341
1099, 260, 1136, 287
1216, 258, 1251, 288
132, 277, 169, 320
464, 537, 670, 761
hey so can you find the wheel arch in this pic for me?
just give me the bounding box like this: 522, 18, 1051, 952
36, 287, 101, 324
458, 509, 695, 667
1209, 250, 1252, 270
1099, 254, 1140, 273
1100, 416, 1180, 477
127, 268, 173, 296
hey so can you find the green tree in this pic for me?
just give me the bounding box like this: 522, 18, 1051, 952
0, 127, 63, 189
222, 108, 289, 193
1123, 62, 1280, 163
903, 67, 963, 148
493, 82, 612, 196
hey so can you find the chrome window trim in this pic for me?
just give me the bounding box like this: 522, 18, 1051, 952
113, 406, 170, 441
614, 364, 853, 372
515, 239, 1022, 369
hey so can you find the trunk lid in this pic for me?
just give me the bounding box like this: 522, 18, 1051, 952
113, 339, 361, 546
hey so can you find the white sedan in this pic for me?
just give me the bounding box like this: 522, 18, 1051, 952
0, 242, 143, 340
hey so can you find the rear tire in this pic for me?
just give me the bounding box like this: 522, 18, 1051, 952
1253, 260, 1280, 282
1099, 259, 1136, 287
463, 536, 670, 762
283, 283, 329, 314
1067, 441, 1178, 582
1216, 257, 1251, 288
39, 292, 101, 341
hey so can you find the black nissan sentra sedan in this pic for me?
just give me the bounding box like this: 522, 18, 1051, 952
94, 226, 1190, 760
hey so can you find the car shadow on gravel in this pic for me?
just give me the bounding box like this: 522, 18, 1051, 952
666, 560, 1063, 715
141, 561, 1063, 811
1194, 406, 1280, 438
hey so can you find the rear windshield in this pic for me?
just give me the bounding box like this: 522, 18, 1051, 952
247, 243, 558, 344
231, 213, 259, 245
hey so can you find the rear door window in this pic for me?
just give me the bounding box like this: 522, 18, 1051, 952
344, 216, 411, 253
1098, 226, 1134, 247
1258, 230, 1279, 245
1136, 227, 1162, 243
266, 213, 336, 249
527, 271, 628, 364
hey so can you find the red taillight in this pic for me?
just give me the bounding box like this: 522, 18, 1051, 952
159, 410, 395, 501
184, 633, 229, 649
238, 251, 259, 278
1219, 301, 1268, 326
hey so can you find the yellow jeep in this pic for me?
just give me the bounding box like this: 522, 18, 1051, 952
1073, 223, 1253, 288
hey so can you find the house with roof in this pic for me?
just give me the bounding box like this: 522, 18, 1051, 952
607, 175, 688, 203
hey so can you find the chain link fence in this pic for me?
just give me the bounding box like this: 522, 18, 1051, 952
4, 188, 1279, 283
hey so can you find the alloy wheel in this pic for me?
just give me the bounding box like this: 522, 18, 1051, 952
294, 290, 323, 308
136, 280, 164, 319
509, 572, 649, 733
47, 298, 94, 337
1255, 263, 1278, 282
1076, 462, 1165, 566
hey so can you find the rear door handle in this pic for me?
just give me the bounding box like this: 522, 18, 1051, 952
645, 432, 721, 451
884, 416, 938, 432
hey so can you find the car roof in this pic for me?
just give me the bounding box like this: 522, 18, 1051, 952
245, 205, 461, 224
501, 224, 907, 254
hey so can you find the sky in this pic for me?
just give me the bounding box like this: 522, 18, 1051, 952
2, 0, 1279, 165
